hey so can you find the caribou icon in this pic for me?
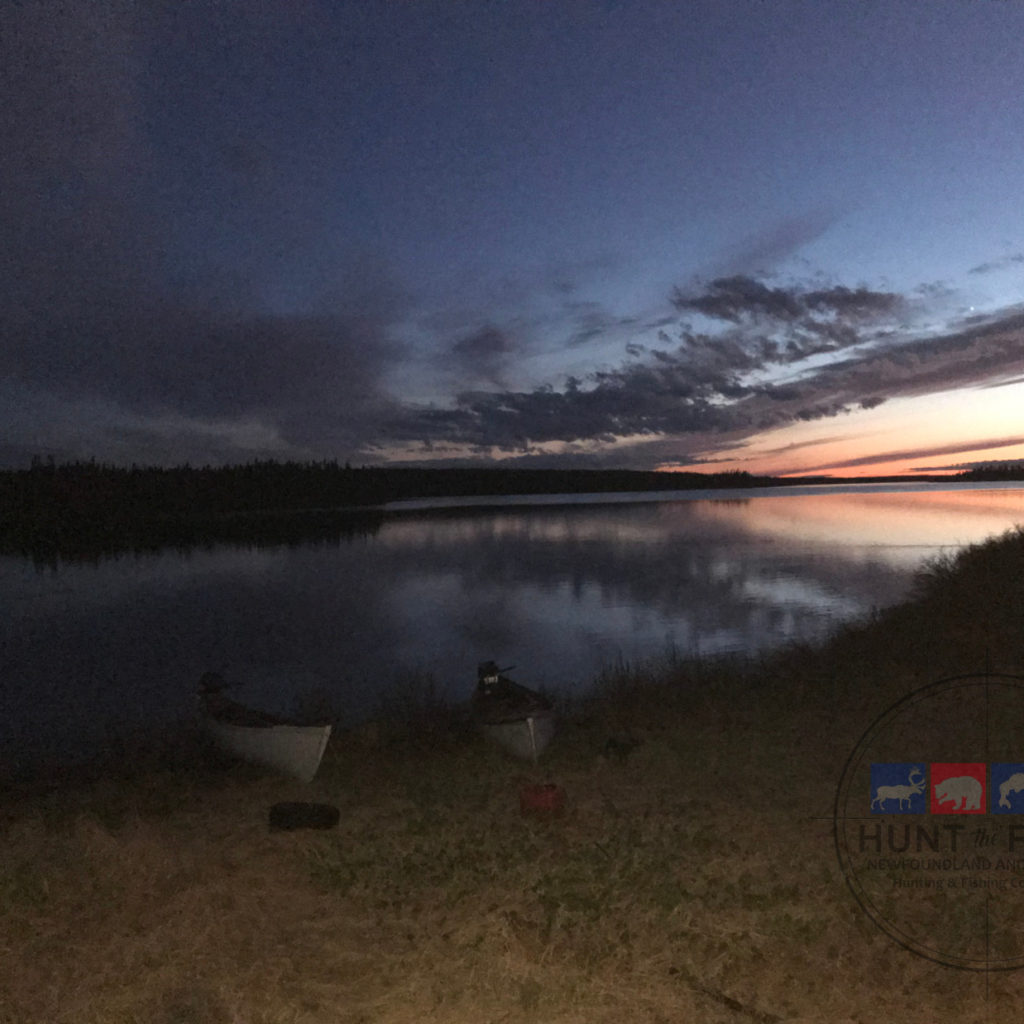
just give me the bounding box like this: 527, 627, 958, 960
999, 772, 1024, 809
871, 766, 925, 811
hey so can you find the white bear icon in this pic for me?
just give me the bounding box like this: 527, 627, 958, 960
934, 775, 982, 811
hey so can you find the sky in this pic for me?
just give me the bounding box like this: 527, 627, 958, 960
3, 0, 1024, 478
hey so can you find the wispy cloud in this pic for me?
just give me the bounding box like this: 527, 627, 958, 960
788, 435, 1024, 475
702, 209, 840, 278
756, 433, 860, 458
381, 287, 1024, 463
969, 253, 1024, 275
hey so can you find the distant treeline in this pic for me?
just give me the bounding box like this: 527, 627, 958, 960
0, 458, 774, 562
0, 459, 386, 563
956, 464, 1024, 482
2, 457, 1021, 563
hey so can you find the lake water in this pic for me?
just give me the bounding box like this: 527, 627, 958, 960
3, 481, 1024, 776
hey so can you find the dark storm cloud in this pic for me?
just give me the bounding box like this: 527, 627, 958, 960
802, 285, 905, 318
674, 277, 805, 322
387, 361, 731, 453
1, 300, 402, 457
448, 325, 520, 388
451, 326, 516, 362
0, 1, 410, 465
674, 276, 904, 328
703, 308, 1024, 447
669, 276, 910, 373
387, 315, 795, 452
383, 292, 1024, 458
858, 395, 887, 410
807, 308, 1024, 400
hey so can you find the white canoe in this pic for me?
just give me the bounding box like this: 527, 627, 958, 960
478, 709, 556, 763
472, 662, 556, 763
202, 714, 332, 783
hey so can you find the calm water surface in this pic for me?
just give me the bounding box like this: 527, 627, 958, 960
3, 482, 1023, 774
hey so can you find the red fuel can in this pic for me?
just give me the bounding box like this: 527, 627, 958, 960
520, 782, 565, 817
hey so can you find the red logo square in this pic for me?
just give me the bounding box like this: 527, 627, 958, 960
930, 762, 986, 814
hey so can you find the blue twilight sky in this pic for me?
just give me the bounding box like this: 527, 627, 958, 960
3, 0, 1024, 476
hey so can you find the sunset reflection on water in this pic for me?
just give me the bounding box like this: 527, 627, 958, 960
2, 482, 1023, 775
691, 484, 1024, 554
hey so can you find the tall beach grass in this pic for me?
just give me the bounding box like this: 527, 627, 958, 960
2, 526, 1023, 1022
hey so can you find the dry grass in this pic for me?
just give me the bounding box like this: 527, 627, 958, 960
3, 528, 1024, 1023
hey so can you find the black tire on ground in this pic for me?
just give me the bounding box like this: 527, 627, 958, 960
269, 801, 340, 831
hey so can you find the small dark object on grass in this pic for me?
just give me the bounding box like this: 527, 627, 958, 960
269, 802, 340, 831
520, 782, 565, 818
604, 735, 641, 762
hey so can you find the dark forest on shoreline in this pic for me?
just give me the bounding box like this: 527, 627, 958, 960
2, 458, 1022, 563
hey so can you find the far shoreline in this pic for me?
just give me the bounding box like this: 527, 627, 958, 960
380, 475, 1024, 513
2, 458, 1021, 563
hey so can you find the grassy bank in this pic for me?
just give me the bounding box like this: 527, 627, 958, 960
2, 528, 1024, 1023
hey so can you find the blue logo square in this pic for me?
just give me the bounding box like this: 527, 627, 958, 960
991, 763, 1024, 813
870, 763, 927, 813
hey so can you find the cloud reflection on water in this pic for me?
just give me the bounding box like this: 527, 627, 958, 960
2, 484, 1022, 775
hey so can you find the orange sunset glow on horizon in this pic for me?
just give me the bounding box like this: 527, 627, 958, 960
661, 380, 1024, 479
